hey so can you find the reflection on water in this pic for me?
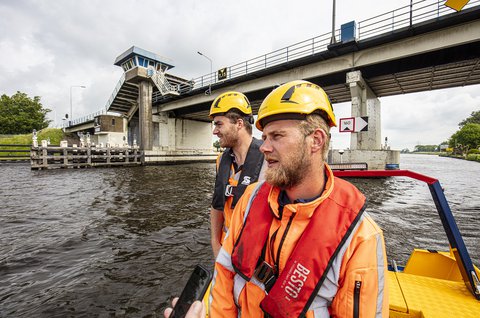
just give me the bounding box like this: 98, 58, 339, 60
1, 164, 215, 317
349, 155, 480, 266
0, 154, 478, 317
352, 176, 449, 263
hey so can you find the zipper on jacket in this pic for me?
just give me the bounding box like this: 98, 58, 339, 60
353, 280, 361, 318
275, 214, 295, 270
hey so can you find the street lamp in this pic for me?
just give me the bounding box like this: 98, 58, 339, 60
197, 51, 213, 95
70, 85, 86, 122
330, 0, 337, 44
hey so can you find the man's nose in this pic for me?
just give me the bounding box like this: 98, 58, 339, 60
260, 139, 271, 153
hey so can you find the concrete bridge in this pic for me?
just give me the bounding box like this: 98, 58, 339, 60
70, 1, 480, 168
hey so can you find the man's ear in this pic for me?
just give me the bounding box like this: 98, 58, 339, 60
236, 118, 245, 129
311, 128, 327, 153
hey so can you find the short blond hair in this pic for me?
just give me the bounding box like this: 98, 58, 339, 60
297, 113, 331, 160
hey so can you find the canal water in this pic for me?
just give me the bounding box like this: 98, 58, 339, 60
1, 154, 479, 317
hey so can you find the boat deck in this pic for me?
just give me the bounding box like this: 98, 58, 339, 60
389, 271, 480, 317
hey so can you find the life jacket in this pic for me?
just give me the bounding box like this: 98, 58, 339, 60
231, 179, 366, 318
211, 137, 264, 211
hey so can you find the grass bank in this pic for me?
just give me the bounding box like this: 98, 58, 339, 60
0, 128, 65, 145
409, 152, 448, 156
439, 153, 480, 163
408, 152, 480, 163
466, 154, 480, 162
0, 128, 67, 160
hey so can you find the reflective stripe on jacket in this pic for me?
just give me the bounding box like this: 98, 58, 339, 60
210, 164, 389, 318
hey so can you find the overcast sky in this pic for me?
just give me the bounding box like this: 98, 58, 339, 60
1, 0, 479, 151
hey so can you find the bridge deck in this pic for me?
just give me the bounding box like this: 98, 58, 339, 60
155, 2, 480, 123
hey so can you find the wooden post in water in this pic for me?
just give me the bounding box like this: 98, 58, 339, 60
30, 141, 143, 170
63, 147, 68, 166
87, 147, 91, 165
106, 147, 111, 165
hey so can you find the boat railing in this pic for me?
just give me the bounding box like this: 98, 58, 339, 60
333, 169, 480, 300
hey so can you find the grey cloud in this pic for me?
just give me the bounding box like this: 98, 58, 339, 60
1, 0, 479, 151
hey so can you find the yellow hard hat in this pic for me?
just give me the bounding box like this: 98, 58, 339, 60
256, 80, 336, 130
209, 91, 252, 118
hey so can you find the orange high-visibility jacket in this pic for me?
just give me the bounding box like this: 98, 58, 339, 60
210, 164, 389, 318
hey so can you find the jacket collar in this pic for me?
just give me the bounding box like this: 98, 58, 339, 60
267, 164, 335, 219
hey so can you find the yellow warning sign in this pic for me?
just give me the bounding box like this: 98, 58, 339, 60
218, 68, 227, 81
445, 0, 470, 11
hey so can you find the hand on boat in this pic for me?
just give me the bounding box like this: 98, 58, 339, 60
164, 297, 205, 318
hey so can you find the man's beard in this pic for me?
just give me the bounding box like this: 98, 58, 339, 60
265, 141, 311, 189
219, 127, 239, 148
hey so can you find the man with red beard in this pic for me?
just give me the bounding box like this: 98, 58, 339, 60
209, 91, 266, 258
209, 81, 389, 317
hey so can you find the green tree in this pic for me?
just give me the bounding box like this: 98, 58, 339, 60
459, 110, 480, 127
414, 145, 438, 152
449, 123, 480, 150
213, 140, 221, 151
0, 92, 51, 134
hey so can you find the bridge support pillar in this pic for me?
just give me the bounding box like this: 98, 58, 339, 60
347, 70, 381, 150
142, 111, 216, 163
139, 80, 153, 150
333, 70, 400, 170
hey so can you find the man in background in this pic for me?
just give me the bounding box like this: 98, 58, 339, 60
209, 91, 265, 258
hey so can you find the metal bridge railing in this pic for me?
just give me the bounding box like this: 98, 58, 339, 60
68, 75, 126, 127
104, 73, 126, 110
65, 109, 107, 128
152, 0, 480, 103
152, 30, 337, 103
357, 0, 476, 38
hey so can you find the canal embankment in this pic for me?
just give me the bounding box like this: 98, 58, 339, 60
407, 151, 480, 162
0, 129, 78, 161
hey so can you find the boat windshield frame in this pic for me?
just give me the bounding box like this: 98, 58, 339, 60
333, 169, 480, 300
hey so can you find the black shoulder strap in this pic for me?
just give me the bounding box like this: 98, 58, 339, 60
231, 138, 264, 208
211, 138, 265, 210
211, 149, 233, 211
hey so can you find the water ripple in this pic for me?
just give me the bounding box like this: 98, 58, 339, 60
0, 155, 478, 317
